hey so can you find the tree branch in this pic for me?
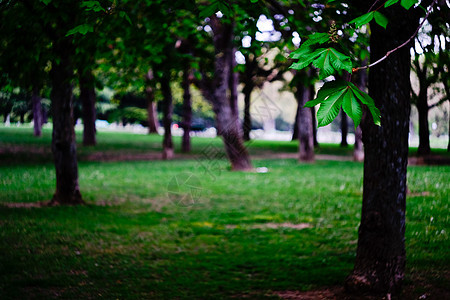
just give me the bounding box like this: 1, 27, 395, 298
353, 0, 438, 73
428, 96, 448, 109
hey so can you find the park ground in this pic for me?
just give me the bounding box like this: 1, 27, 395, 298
0, 126, 449, 299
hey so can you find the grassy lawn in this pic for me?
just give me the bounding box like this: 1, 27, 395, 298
0, 127, 449, 298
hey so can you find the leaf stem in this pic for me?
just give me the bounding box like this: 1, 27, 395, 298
353, 0, 438, 73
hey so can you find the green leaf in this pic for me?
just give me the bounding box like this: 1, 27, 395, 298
313, 50, 334, 79
374, 12, 388, 29
290, 48, 327, 71
342, 89, 362, 127
349, 83, 381, 126
250, 0, 259, 2
40, 0, 51, 5
328, 48, 352, 73
65, 24, 94, 36
316, 87, 346, 127
306, 81, 380, 127
384, 0, 399, 8
290, 45, 313, 60
349, 12, 374, 28
291, 47, 351, 79
303, 32, 330, 47
401, 0, 418, 9
304, 80, 348, 108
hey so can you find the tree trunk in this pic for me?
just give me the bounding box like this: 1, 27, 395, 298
311, 100, 318, 147
416, 67, 430, 156
243, 84, 253, 141
295, 72, 314, 162
32, 87, 43, 137
354, 126, 364, 162
146, 90, 159, 134
181, 68, 192, 153
345, 6, 417, 295
340, 110, 349, 147
210, 16, 252, 171
145, 70, 159, 134
160, 73, 174, 160
49, 40, 83, 205
292, 103, 299, 141
79, 69, 97, 146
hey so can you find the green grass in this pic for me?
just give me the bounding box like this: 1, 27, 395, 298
0, 127, 449, 299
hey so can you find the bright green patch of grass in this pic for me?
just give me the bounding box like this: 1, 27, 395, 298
0, 127, 449, 298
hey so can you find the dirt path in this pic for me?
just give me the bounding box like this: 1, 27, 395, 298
1, 144, 449, 165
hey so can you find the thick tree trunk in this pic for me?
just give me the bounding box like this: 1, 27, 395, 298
417, 85, 431, 155
243, 84, 253, 141
211, 16, 252, 171
146, 88, 159, 134
160, 74, 174, 160
295, 73, 314, 162
181, 69, 192, 153
340, 110, 349, 147
79, 70, 97, 146
32, 87, 43, 137
345, 6, 416, 295
49, 40, 83, 205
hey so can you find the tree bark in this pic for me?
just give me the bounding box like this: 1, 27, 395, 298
416, 64, 431, 156
145, 70, 159, 134
159, 73, 174, 160
345, 5, 417, 295
49, 39, 83, 205
340, 110, 349, 147
146, 89, 159, 134
292, 103, 299, 141
32, 87, 43, 137
79, 69, 97, 146
243, 83, 253, 141
181, 68, 192, 153
310, 97, 318, 147
210, 16, 252, 171
295, 72, 314, 162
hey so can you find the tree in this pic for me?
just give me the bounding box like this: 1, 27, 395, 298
209, 15, 252, 170
0, 0, 50, 136
31, 87, 43, 137
411, 18, 449, 156
157, 62, 175, 160
194, 5, 254, 170
145, 70, 159, 134
181, 67, 193, 153
13, 0, 119, 205
293, 70, 315, 161
289, 0, 440, 294
344, 1, 434, 294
